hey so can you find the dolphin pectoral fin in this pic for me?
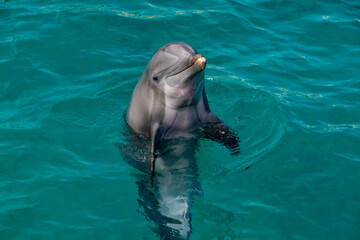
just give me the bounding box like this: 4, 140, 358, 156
150, 122, 164, 177
202, 120, 240, 154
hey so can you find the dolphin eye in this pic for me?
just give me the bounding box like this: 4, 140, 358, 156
152, 76, 159, 82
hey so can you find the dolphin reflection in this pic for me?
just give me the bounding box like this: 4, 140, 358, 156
121, 130, 203, 239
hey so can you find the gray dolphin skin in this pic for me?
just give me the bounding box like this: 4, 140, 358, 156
126, 42, 239, 175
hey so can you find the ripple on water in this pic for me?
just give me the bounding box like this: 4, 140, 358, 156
197, 76, 286, 178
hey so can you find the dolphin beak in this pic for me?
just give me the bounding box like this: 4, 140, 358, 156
193, 54, 206, 71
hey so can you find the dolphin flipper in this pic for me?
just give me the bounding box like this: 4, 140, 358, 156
202, 121, 240, 154
150, 122, 164, 177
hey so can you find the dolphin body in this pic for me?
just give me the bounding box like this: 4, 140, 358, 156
126, 42, 239, 175
133, 135, 201, 239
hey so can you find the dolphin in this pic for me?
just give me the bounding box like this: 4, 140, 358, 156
126, 42, 239, 176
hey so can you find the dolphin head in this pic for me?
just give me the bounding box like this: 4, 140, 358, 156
145, 42, 207, 108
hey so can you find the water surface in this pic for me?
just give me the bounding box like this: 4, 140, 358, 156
1, 0, 359, 239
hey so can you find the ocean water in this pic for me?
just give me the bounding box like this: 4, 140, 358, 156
1, 0, 359, 239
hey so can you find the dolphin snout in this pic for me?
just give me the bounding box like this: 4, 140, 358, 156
193, 54, 206, 71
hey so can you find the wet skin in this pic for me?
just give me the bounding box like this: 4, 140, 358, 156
126, 42, 239, 176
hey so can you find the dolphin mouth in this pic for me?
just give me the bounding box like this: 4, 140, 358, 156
193, 56, 206, 71
166, 54, 206, 79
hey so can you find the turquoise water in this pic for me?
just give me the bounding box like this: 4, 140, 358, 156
1, 0, 360, 239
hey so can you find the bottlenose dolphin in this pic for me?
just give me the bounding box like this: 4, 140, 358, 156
126, 42, 239, 176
